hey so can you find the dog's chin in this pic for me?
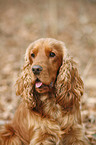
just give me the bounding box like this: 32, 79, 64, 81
34, 78, 53, 94
35, 87, 49, 94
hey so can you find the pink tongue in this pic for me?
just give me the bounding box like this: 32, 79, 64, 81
35, 82, 43, 88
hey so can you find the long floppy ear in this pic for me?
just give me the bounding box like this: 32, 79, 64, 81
56, 54, 84, 110
16, 43, 36, 109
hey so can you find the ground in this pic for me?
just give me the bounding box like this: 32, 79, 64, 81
0, 0, 96, 144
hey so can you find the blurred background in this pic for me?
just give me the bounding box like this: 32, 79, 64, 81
0, 0, 96, 144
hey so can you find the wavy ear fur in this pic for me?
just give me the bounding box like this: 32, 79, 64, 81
56, 56, 84, 110
16, 43, 36, 109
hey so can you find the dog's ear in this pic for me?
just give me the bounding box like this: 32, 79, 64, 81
16, 43, 36, 109
56, 54, 84, 110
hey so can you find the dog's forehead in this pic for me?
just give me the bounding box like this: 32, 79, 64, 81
32, 39, 63, 52
26, 38, 67, 60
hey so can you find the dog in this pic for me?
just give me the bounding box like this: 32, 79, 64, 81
0, 38, 89, 145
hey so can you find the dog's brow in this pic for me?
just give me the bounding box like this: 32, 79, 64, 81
31, 47, 38, 53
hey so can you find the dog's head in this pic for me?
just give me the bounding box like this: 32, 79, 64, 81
16, 38, 84, 110
25, 38, 66, 93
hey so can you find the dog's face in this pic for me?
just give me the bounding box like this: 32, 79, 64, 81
26, 38, 65, 93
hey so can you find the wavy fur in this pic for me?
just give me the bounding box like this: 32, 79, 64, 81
0, 38, 89, 145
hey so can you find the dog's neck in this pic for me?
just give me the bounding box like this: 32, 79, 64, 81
33, 92, 62, 120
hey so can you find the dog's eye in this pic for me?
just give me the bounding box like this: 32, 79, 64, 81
49, 52, 56, 57
31, 53, 35, 58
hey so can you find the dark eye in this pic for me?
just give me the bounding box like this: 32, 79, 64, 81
49, 52, 56, 57
31, 53, 35, 58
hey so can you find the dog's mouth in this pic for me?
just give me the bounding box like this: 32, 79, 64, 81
35, 78, 53, 93
35, 79, 45, 88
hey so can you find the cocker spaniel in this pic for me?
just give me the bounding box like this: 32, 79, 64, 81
0, 38, 89, 145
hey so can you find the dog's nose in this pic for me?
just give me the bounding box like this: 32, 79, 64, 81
32, 65, 43, 75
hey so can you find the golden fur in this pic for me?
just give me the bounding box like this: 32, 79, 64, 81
0, 38, 89, 145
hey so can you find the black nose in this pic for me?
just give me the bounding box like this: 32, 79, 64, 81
32, 65, 43, 75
